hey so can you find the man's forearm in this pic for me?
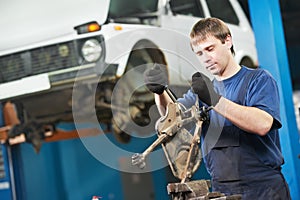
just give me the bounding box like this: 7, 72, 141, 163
213, 97, 274, 136
154, 91, 173, 116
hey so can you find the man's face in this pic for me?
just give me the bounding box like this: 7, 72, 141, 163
191, 35, 232, 76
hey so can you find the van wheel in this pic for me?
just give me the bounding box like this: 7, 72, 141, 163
240, 57, 256, 69
111, 45, 167, 143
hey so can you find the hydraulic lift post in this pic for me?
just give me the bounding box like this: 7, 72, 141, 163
0, 104, 15, 200
248, 0, 300, 199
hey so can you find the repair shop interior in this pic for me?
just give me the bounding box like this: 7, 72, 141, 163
0, 0, 299, 200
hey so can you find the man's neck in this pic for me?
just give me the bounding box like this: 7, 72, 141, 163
215, 61, 241, 81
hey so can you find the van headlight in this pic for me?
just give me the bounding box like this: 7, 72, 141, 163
81, 39, 102, 62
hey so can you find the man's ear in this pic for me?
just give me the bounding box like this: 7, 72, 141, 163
225, 35, 233, 50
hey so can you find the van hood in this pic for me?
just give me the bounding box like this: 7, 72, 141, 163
0, 0, 110, 54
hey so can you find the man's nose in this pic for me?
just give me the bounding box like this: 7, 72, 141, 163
202, 52, 211, 63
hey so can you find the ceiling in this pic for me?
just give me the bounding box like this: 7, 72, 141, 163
280, 0, 300, 45
239, 0, 300, 46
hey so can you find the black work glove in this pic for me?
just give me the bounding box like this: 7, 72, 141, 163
144, 64, 168, 94
192, 72, 221, 106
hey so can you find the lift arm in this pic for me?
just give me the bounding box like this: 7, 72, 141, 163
0, 101, 105, 152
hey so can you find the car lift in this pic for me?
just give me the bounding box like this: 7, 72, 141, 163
248, 0, 300, 199
0, 101, 105, 152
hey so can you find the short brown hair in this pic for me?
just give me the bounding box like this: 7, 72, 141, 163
190, 17, 235, 55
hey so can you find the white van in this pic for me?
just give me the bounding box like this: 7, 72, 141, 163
0, 0, 257, 142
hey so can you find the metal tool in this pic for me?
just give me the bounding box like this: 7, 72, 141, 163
132, 86, 210, 181
132, 86, 242, 199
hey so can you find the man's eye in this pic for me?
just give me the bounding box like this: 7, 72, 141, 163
197, 52, 203, 56
208, 47, 214, 51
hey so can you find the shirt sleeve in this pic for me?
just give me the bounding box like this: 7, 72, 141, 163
246, 70, 282, 129
177, 89, 198, 109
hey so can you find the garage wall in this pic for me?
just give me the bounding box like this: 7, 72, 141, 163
12, 137, 124, 200
11, 128, 211, 200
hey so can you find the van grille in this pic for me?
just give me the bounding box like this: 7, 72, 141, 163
0, 41, 79, 83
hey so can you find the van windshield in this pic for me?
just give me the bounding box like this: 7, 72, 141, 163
108, 0, 158, 19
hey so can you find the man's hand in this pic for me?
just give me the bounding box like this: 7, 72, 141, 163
144, 64, 168, 95
192, 72, 221, 106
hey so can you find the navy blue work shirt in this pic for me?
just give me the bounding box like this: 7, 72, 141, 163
177, 66, 284, 183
